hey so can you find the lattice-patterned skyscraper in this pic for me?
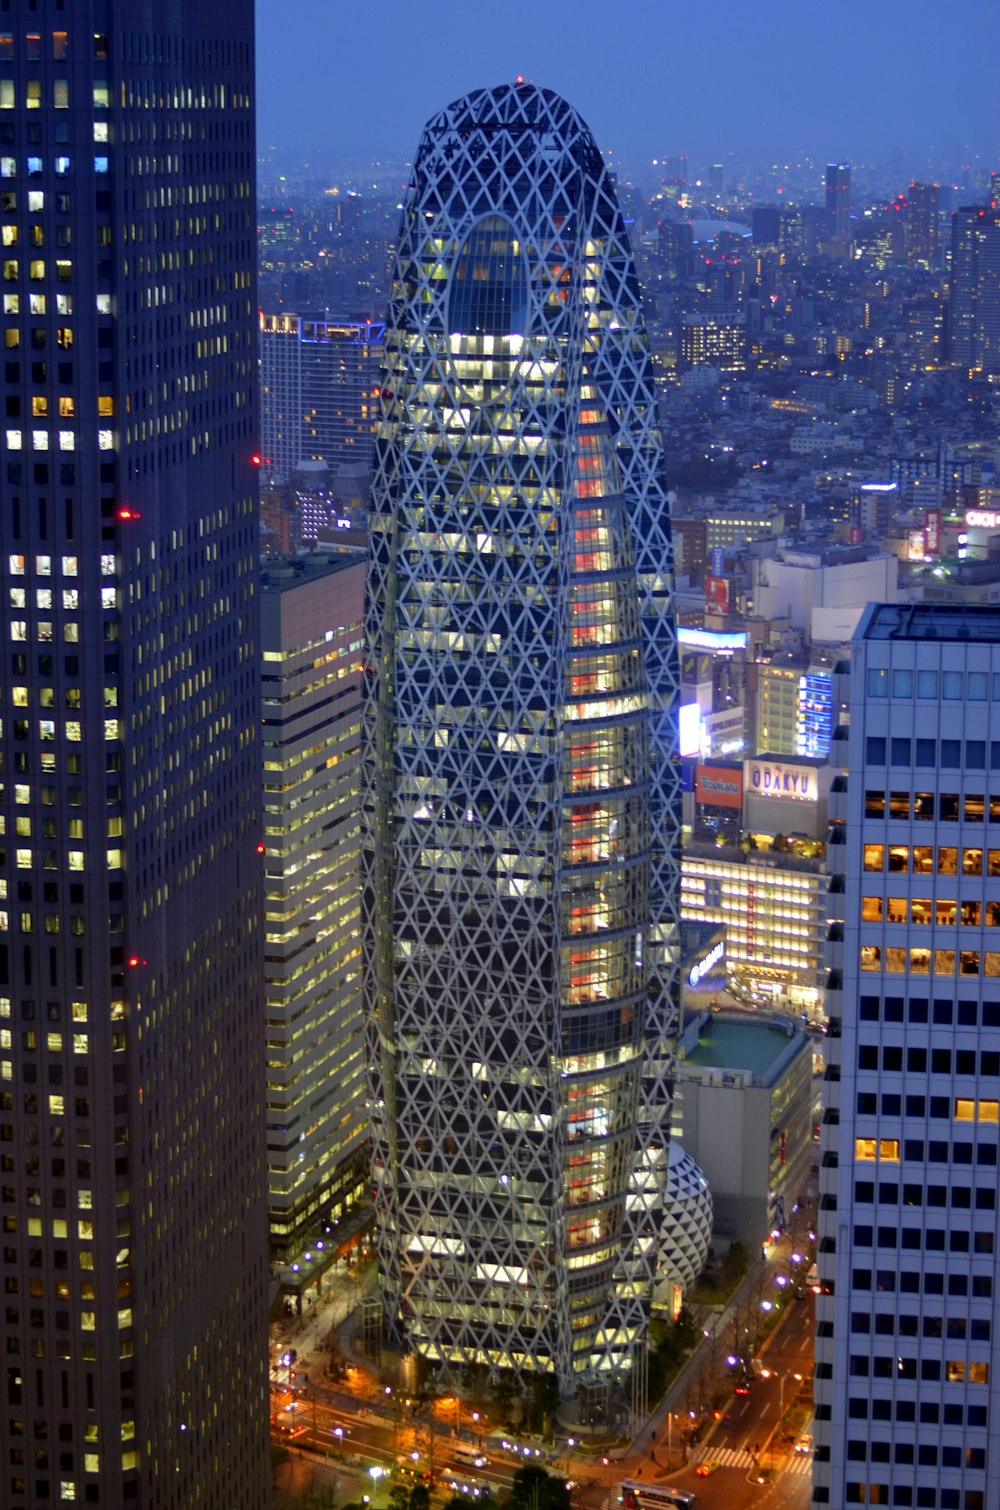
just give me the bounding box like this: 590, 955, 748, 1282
364, 83, 682, 1395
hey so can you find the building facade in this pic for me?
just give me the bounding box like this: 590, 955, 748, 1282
949, 205, 1000, 375
815, 604, 1000, 1510
0, 4, 269, 1507
908, 182, 940, 266
261, 555, 369, 1274
825, 162, 851, 242
674, 1010, 813, 1247
364, 83, 682, 1395
259, 312, 384, 484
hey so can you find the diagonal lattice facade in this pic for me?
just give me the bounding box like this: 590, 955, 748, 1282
363, 83, 683, 1395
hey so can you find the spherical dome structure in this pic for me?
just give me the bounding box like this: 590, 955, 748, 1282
658, 1142, 713, 1293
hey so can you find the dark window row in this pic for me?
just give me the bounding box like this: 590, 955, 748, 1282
858, 1044, 1000, 1076
859, 994, 1000, 1026
852, 1268, 992, 1299
839, 1481, 984, 1508
866, 735, 1000, 771
850, 1310, 990, 1341
854, 1180, 997, 1211
853, 1225, 994, 1253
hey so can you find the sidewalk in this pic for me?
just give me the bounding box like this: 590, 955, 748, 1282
623, 1219, 815, 1467
271, 1262, 380, 1393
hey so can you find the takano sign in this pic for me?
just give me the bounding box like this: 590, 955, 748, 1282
746, 759, 817, 802
688, 939, 725, 988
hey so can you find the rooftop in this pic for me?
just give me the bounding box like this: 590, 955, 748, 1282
863, 603, 1000, 643
260, 549, 366, 595
678, 1011, 810, 1086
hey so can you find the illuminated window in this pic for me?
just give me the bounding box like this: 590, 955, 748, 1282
856, 1139, 899, 1162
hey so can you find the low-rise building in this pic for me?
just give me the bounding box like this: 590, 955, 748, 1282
673, 1010, 814, 1245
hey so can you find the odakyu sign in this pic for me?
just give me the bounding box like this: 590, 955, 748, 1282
746, 759, 817, 802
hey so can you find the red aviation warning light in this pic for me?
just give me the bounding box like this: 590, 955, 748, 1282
251, 453, 262, 467
117, 506, 140, 521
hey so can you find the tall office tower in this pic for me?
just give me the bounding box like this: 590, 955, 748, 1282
825, 162, 851, 242
0, 6, 269, 1507
948, 205, 1000, 373
364, 83, 682, 1396
908, 182, 941, 265
261, 554, 369, 1272
814, 604, 1000, 1510
259, 313, 385, 485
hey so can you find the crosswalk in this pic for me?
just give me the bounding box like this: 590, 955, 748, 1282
691, 1444, 812, 1477
692, 1445, 753, 1469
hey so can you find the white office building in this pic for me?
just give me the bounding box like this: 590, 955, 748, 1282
815, 603, 1000, 1510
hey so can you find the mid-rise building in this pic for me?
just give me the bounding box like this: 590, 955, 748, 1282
260, 313, 384, 484
815, 604, 1000, 1509
261, 554, 369, 1275
679, 311, 746, 372
364, 82, 682, 1398
0, 5, 269, 1506
756, 656, 804, 755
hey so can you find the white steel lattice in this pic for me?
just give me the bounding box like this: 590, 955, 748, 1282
363, 83, 683, 1395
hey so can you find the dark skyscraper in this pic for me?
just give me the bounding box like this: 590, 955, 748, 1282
825, 161, 851, 241
908, 181, 940, 265
0, 5, 268, 1507
949, 204, 1000, 373
364, 82, 682, 1398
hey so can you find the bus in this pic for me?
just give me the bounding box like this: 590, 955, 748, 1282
620, 1480, 696, 1510
454, 1444, 490, 1469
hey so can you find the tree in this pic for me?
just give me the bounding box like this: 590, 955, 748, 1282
409, 1484, 431, 1510
506, 1465, 571, 1510
523, 1374, 560, 1437
389, 1485, 410, 1510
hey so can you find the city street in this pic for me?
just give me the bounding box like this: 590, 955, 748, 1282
273, 1277, 815, 1508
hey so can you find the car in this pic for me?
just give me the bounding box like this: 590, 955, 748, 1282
695, 1460, 722, 1477
734, 1378, 751, 1396
794, 1436, 812, 1455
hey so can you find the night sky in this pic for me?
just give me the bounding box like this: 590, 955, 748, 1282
255, 0, 998, 172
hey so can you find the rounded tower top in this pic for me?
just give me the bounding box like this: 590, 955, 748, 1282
414, 80, 604, 183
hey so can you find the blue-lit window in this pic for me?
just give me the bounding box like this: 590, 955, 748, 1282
449, 215, 526, 337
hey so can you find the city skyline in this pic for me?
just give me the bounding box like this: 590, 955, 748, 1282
255, 0, 999, 170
